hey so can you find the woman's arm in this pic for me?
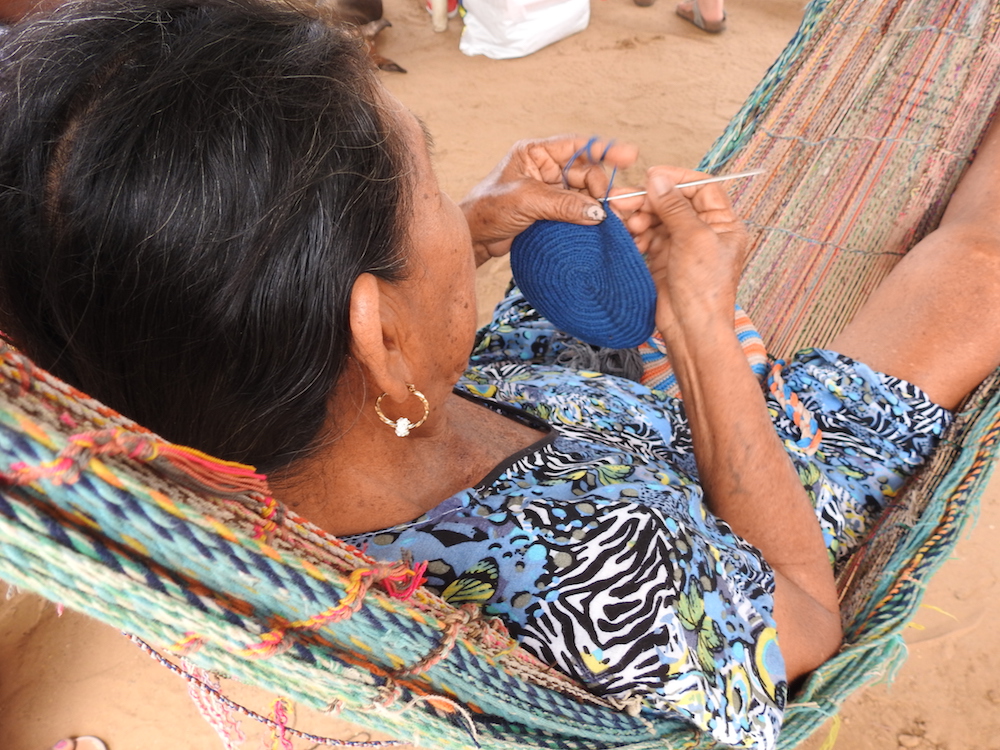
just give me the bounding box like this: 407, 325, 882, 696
460, 136, 641, 266
634, 167, 842, 682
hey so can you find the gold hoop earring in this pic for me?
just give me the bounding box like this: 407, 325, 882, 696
374, 384, 430, 437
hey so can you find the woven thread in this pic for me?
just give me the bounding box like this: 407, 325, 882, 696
511, 210, 656, 349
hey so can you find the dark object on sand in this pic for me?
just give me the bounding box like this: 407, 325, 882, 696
317, 0, 406, 72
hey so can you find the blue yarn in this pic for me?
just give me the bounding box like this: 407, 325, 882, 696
559, 136, 614, 189
510, 208, 657, 349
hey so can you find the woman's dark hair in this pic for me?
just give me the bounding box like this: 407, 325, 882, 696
0, 0, 411, 473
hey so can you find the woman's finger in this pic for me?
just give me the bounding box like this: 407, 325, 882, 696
541, 135, 639, 169
464, 179, 609, 252
514, 180, 607, 226
522, 136, 638, 186
644, 170, 709, 233
642, 167, 749, 291
624, 208, 658, 239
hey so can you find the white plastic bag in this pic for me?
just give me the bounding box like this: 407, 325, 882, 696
459, 0, 590, 60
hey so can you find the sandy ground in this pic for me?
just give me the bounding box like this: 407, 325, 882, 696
2, 0, 999, 748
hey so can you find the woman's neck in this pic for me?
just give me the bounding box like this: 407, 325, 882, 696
269, 389, 544, 536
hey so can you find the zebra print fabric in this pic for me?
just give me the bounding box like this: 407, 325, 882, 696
345, 291, 951, 749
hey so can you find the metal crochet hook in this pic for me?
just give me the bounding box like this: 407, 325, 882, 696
605, 169, 765, 202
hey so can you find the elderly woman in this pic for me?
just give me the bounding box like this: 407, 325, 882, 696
0, 1, 997, 747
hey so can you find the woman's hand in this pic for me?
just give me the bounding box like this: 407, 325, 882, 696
461, 136, 639, 266
625, 166, 749, 342
632, 166, 842, 683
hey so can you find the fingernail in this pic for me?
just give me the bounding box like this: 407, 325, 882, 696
584, 203, 606, 222
51, 741, 74, 750
649, 173, 673, 195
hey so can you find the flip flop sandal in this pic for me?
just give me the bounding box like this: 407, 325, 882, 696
51, 738, 109, 750
675, 1, 726, 33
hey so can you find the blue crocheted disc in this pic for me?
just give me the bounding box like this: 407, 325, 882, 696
510, 210, 656, 349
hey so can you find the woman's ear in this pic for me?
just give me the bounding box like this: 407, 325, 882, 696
349, 273, 412, 402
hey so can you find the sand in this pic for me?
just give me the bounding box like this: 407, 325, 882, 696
2, 0, 998, 748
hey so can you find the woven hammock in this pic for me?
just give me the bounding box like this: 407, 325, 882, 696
2, 0, 999, 747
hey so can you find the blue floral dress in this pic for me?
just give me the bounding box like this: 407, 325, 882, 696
344, 290, 951, 749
